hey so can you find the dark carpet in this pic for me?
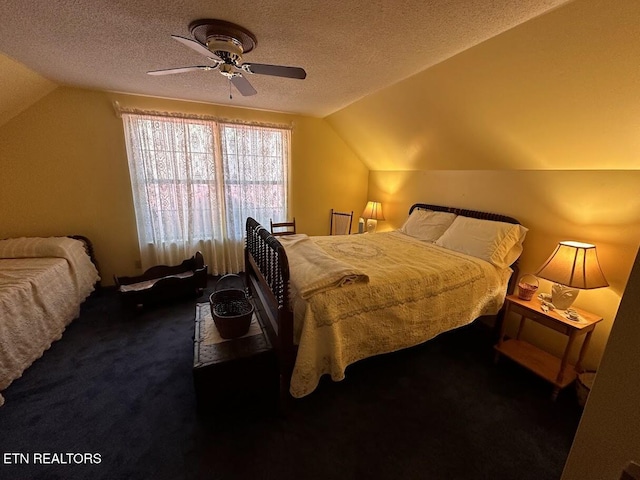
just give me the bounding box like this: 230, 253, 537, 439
0, 279, 583, 480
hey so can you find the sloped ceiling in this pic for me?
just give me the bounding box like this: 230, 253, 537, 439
0, 0, 568, 118
0, 54, 57, 127
326, 0, 640, 170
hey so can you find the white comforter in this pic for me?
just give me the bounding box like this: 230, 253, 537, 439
281, 232, 511, 398
0, 237, 100, 406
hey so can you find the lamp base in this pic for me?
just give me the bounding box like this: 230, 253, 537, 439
366, 219, 378, 234
551, 284, 579, 310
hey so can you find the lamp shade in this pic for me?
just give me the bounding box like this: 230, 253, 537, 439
361, 201, 385, 221
535, 241, 608, 289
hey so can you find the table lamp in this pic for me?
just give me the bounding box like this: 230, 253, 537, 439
361, 201, 385, 233
535, 241, 608, 310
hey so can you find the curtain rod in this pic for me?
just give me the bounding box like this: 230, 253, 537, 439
112, 101, 294, 130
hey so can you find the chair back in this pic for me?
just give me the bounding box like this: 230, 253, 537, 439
330, 210, 353, 235
270, 218, 297, 236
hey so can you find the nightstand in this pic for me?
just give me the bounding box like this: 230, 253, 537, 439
494, 294, 603, 400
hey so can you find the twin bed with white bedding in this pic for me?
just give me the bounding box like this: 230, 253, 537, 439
245, 203, 527, 399
0, 236, 100, 406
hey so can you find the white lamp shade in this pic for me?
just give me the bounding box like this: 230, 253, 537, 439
361, 201, 385, 221
535, 241, 608, 289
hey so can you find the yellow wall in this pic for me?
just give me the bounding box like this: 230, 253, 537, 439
0, 87, 368, 284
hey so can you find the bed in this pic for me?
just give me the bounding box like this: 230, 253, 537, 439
244, 203, 526, 400
0, 235, 100, 406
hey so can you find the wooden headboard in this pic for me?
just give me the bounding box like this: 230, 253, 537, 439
409, 203, 520, 225
408, 203, 522, 293
68, 235, 100, 287
68, 235, 98, 268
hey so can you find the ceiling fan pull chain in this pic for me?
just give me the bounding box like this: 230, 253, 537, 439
229, 79, 233, 100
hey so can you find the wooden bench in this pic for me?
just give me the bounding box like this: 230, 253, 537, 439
114, 252, 208, 309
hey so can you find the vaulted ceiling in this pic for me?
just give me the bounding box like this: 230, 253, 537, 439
326, 0, 640, 170
0, 0, 568, 118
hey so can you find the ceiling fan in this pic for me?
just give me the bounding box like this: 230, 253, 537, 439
147, 19, 307, 97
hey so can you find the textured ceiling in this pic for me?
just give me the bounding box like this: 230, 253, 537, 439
0, 0, 569, 118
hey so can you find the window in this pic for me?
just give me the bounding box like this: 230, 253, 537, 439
219, 123, 289, 240
122, 112, 290, 274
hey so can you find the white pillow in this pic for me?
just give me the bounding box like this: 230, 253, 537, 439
434, 216, 528, 268
399, 209, 457, 242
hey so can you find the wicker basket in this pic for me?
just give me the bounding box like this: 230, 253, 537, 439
517, 274, 539, 301
209, 274, 254, 339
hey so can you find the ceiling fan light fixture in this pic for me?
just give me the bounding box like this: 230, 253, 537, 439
206, 38, 244, 58
219, 64, 240, 78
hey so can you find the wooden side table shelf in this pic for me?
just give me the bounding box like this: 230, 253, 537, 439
494, 294, 603, 400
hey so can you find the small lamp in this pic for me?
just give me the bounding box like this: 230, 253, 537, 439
361, 201, 385, 233
535, 241, 608, 310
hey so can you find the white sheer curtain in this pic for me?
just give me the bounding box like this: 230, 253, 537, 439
122, 113, 290, 274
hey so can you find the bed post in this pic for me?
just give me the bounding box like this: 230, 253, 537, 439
68, 235, 101, 289
245, 218, 294, 408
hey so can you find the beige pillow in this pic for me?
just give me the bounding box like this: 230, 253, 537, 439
399, 209, 458, 242
435, 216, 528, 268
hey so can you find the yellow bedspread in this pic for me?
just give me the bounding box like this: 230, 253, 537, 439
284, 231, 511, 398
0, 237, 100, 406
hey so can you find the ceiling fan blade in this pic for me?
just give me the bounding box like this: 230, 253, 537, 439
231, 75, 257, 96
147, 66, 213, 76
243, 63, 306, 80
171, 35, 220, 60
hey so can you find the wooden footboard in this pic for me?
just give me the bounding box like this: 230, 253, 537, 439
244, 218, 295, 400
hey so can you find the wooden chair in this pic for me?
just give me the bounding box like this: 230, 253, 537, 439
270, 218, 296, 236
330, 209, 353, 235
